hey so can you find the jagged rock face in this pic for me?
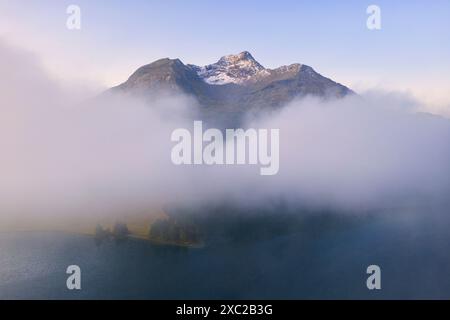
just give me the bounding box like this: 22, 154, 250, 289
111, 52, 353, 126
188, 51, 269, 85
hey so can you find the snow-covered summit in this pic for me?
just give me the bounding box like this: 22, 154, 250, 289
189, 51, 271, 85
188, 51, 310, 85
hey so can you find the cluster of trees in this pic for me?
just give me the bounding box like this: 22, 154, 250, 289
149, 218, 200, 244
94, 222, 130, 245
112, 222, 130, 240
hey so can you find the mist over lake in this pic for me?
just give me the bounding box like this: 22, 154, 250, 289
2, 205, 450, 300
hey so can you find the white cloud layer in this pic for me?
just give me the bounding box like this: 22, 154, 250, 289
1, 39, 450, 220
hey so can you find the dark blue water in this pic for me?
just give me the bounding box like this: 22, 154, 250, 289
1, 212, 450, 299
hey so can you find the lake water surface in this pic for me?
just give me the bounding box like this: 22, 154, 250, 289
1, 211, 450, 299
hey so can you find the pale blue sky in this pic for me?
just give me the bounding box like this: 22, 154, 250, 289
1, 0, 449, 104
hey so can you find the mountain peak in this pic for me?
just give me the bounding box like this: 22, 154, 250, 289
113, 52, 353, 117
190, 51, 268, 85
218, 51, 258, 65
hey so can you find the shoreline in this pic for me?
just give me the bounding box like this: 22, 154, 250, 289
0, 229, 205, 249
